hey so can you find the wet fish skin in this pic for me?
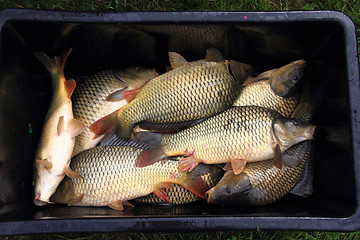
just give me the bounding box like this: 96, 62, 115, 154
233, 79, 299, 117
137, 105, 315, 174
91, 49, 253, 139
71, 67, 157, 157
34, 50, 85, 206
133, 163, 224, 205
51, 146, 207, 209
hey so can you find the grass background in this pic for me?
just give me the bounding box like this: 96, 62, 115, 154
0, 0, 359, 239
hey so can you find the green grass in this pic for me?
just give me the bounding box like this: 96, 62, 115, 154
0, 0, 359, 239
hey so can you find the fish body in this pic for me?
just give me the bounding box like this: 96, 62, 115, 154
206, 79, 320, 205
137, 106, 315, 174
233, 80, 299, 117
34, 51, 85, 206
133, 163, 224, 205
72, 67, 157, 157
91, 49, 252, 139
51, 146, 207, 209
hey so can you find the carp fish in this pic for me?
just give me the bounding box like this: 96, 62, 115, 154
33, 50, 86, 206
206, 79, 321, 205
50, 145, 208, 210
233, 60, 306, 117
136, 105, 315, 175
71, 67, 158, 157
90, 48, 253, 139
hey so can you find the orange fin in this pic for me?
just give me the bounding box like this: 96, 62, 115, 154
57, 116, 65, 136
180, 167, 208, 198
153, 183, 172, 202
108, 200, 124, 210
123, 201, 134, 207
179, 156, 200, 172
65, 79, 76, 99
168, 52, 188, 69
232, 159, 247, 175
37, 159, 52, 170
273, 144, 283, 169
68, 193, 84, 206
122, 87, 142, 102
223, 162, 232, 171
64, 165, 83, 179
136, 147, 167, 168
90, 109, 119, 136
68, 118, 86, 138
106, 88, 127, 102
205, 48, 224, 62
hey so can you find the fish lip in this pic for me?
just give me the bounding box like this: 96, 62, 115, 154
307, 125, 316, 138
34, 198, 49, 206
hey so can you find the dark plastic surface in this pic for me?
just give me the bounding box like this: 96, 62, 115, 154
0, 9, 359, 234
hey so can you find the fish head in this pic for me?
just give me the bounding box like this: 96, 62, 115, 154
206, 171, 252, 205
114, 67, 159, 88
227, 60, 254, 84
33, 161, 63, 206
270, 59, 306, 97
273, 116, 316, 147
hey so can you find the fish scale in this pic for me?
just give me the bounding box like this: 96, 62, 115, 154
52, 145, 205, 207
118, 60, 239, 135
161, 106, 276, 164
71, 69, 128, 157
233, 80, 299, 117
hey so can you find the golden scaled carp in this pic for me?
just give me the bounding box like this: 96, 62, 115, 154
71, 67, 158, 157
136, 105, 315, 175
90, 48, 253, 139
243, 59, 306, 97
50, 145, 208, 210
206, 80, 321, 206
34, 50, 86, 206
133, 163, 224, 205
233, 60, 306, 117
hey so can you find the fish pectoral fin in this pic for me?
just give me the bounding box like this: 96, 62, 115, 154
153, 185, 171, 202
223, 162, 232, 171
231, 159, 247, 175
205, 48, 225, 62
36, 158, 52, 170
68, 118, 86, 138
57, 116, 65, 136
122, 87, 142, 103
64, 165, 83, 179
179, 156, 200, 172
106, 88, 127, 102
65, 79, 76, 99
68, 193, 84, 206
168, 52, 188, 69
273, 144, 283, 169
180, 167, 208, 199
108, 200, 124, 210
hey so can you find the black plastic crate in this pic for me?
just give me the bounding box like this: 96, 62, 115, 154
0, 9, 359, 235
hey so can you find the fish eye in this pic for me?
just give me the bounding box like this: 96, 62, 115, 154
226, 187, 232, 195
135, 66, 142, 71
292, 75, 299, 81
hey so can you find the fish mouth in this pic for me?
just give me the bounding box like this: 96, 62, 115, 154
293, 59, 306, 66
34, 193, 48, 206
307, 125, 316, 139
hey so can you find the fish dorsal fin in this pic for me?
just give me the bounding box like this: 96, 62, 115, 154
168, 52, 188, 69
205, 48, 225, 62
67, 118, 86, 139
108, 200, 124, 210
37, 159, 52, 170
64, 165, 83, 179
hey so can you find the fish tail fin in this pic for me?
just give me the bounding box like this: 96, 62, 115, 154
136, 147, 167, 168
34, 49, 72, 80
180, 167, 208, 199
291, 78, 324, 122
